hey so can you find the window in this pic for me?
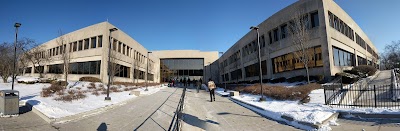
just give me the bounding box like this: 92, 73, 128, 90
56, 47, 59, 55
48, 64, 63, 74
118, 42, 122, 53
78, 40, 83, 51
329, 12, 333, 27
311, 11, 319, 28
25, 67, 32, 73
281, 24, 287, 39
332, 46, 354, 66
91, 37, 96, 48
261, 35, 266, 47
268, 31, 272, 44
98, 35, 103, 47
69, 61, 101, 74
273, 28, 279, 42
329, 11, 354, 41
113, 39, 117, 51
84, 38, 89, 50
73, 42, 77, 52
122, 44, 126, 55
34, 66, 44, 73
114, 64, 130, 78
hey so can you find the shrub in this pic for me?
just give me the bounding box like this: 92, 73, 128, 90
335, 72, 359, 84
92, 90, 100, 96
110, 86, 122, 92
41, 83, 65, 97
51, 81, 68, 86
287, 76, 305, 83
54, 90, 86, 102
79, 77, 101, 82
87, 82, 96, 89
352, 65, 377, 76
235, 83, 321, 101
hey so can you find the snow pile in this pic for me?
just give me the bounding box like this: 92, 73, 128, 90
266, 81, 308, 88
215, 88, 230, 96
16, 76, 39, 83
0, 79, 166, 119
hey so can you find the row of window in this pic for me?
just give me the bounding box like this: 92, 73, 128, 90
111, 38, 132, 57
244, 60, 267, 78
114, 63, 130, 78
70, 61, 101, 74
357, 56, 367, 65
229, 50, 241, 64
241, 35, 266, 58
230, 68, 243, 80
48, 35, 103, 57
268, 11, 319, 44
329, 11, 378, 60
333, 47, 355, 66
272, 46, 323, 73
328, 11, 355, 41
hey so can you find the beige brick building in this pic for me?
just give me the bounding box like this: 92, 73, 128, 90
22, 22, 219, 84
214, 0, 379, 83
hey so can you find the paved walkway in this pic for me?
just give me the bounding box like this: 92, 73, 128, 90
331, 118, 400, 131
181, 87, 298, 131
54, 87, 182, 131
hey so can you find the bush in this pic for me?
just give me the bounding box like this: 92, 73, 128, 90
235, 83, 321, 101
79, 77, 101, 82
41, 83, 65, 97
335, 72, 359, 84
87, 82, 96, 89
51, 81, 68, 86
287, 76, 305, 83
352, 65, 377, 76
54, 90, 86, 102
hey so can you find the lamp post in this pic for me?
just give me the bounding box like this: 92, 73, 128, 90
145, 51, 152, 91
219, 52, 227, 92
12, 23, 21, 91
250, 26, 265, 101
105, 27, 118, 101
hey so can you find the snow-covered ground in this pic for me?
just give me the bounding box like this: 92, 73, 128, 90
0, 78, 166, 119
216, 87, 400, 130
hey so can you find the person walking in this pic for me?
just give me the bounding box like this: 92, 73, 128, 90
208, 78, 216, 102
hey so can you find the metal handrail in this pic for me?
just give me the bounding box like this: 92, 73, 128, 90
168, 85, 187, 131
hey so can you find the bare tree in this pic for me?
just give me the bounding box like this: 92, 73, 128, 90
56, 30, 71, 86
288, 11, 312, 84
23, 41, 51, 78
381, 41, 400, 69
0, 42, 13, 82
109, 49, 121, 85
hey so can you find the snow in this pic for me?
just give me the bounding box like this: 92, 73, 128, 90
215, 88, 230, 96
16, 76, 39, 83
265, 81, 309, 88
0, 78, 166, 119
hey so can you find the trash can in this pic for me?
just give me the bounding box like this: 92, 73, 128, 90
0, 90, 19, 115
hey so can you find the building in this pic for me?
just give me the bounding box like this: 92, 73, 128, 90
151, 50, 218, 83
22, 22, 219, 84
213, 0, 379, 84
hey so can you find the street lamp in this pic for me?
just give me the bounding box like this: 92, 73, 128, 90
106, 27, 118, 101
145, 51, 152, 91
12, 23, 21, 91
250, 26, 265, 101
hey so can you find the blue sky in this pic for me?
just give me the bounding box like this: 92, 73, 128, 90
1, 0, 398, 54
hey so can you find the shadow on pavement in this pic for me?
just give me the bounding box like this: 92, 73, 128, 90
97, 122, 108, 131
217, 112, 262, 118
182, 113, 219, 130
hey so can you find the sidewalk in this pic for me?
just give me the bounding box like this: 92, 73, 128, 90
181, 87, 298, 131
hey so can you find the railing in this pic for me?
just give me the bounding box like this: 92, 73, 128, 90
324, 84, 400, 109
168, 85, 187, 131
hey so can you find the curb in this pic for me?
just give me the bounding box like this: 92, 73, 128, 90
339, 112, 400, 119
25, 96, 138, 124
230, 97, 339, 129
